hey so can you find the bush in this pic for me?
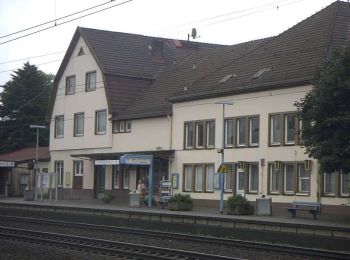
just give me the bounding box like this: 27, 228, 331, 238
168, 193, 193, 211
101, 192, 113, 203
227, 194, 254, 215
169, 193, 193, 204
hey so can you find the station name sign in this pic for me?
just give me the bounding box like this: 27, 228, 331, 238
0, 161, 15, 167
95, 160, 119, 165
120, 155, 152, 166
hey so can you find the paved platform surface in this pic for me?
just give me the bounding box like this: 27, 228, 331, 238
0, 197, 349, 229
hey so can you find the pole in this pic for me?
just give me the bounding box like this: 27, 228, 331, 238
219, 104, 225, 213
35, 128, 39, 200
148, 156, 153, 208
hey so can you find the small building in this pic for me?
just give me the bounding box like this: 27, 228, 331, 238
0, 147, 50, 197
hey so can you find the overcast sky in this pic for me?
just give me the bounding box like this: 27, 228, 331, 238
0, 0, 336, 86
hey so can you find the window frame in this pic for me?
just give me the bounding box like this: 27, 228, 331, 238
269, 112, 300, 146
224, 119, 234, 148
73, 161, 84, 176
248, 163, 259, 194
74, 112, 84, 137
183, 163, 215, 193
65, 75, 76, 95
195, 122, 205, 149
184, 122, 194, 149
284, 114, 297, 145
297, 163, 310, 194
249, 116, 259, 147
184, 120, 215, 150
269, 164, 281, 194
270, 114, 281, 146
236, 117, 247, 147
55, 115, 64, 138
206, 120, 215, 148
85, 71, 97, 91
95, 109, 107, 135
54, 161, 64, 187
340, 173, 350, 197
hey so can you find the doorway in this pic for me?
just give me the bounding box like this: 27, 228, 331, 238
94, 165, 105, 199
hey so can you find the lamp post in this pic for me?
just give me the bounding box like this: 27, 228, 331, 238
30, 125, 46, 200
215, 101, 234, 213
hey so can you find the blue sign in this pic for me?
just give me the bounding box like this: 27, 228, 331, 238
120, 154, 152, 165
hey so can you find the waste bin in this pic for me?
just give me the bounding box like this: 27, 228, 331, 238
256, 196, 272, 216
129, 192, 140, 207
24, 188, 34, 201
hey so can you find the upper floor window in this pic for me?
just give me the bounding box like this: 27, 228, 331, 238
114, 120, 131, 133
184, 120, 215, 150
269, 113, 299, 146
95, 110, 107, 135
86, 71, 96, 91
66, 75, 76, 95
74, 113, 84, 137
225, 116, 259, 148
73, 161, 84, 176
55, 115, 64, 138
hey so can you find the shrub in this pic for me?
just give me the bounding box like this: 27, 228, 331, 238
169, 193, 193, 204
227, 194, 254, 215
101, 192, 113, 203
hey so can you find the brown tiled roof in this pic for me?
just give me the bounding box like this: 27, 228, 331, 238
168, 1, 350, 102
48, 28, 221, 118
113, 38, 270, 120
0, 147, 50, 163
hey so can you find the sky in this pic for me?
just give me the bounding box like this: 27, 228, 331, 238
0, 0, 337, 86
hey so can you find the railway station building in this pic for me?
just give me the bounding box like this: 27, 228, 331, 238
47, 1, 350, 215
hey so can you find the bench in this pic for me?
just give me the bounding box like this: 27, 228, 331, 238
287, 201, 321, 219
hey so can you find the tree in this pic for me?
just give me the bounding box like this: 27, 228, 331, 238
295, 45, 350, 174
0, 62, 53, 153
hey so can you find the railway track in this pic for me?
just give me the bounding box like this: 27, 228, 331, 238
0, 226, 238, 260
0, 215, 349, 259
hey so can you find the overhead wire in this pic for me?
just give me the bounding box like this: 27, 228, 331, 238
0, 0, 133, 45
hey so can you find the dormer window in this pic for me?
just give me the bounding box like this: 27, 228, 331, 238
252, 67, 271, 79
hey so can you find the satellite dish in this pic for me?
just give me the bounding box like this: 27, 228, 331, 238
191, 28, 197, 39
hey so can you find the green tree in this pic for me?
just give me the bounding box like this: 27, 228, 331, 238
295, 45, 350, 174
0, 62, 53, 152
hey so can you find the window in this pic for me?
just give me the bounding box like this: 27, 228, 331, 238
114, 120, 131, 133
341, 173, 350, 196
184, 120, 215, 149
205, 165, 215, 192
298, 164, 310, 193
86, 71, 96, 91
284, 164, 295, 194
196, 122, 204, 148
113, 166, 120, 189
285, 114, 296, 144
184, 165, 193, 191
249, 117, 259, 146
270, 113, 299, 146
55, 115, 64, 138
74, 113, 84, 136
236, 118, 246, 147
73, 161, 84, 176
66, 75, 76, 94
225, 119, 234, 147
269, 165, 280, 194
55, 161, 64, 186
270, 115, 280, 145
206, 121, 215, 148
184, 123, 194, 149
236, 169, 245, 193
183, 164, 215, 193
224, 164, 233, 192
95, 110, 107, 135
225, 116, 259, 148
42, 168, 48, 173
195, 165, 204, 191
248, 164, 259, 193
324, 172, 336, 196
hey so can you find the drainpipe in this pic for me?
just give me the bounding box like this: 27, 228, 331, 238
167, 114, 172, 150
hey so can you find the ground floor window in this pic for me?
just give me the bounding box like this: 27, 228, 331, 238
113, 166, 129, 189
268, 162, 310, 195
183, 163, 215, 193
224, 164, 234, 192
248, 164, 259, 193
54, 161, 64, 186
323, 172, 350, 197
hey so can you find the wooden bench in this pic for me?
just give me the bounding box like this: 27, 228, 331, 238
287, 201, 321, 219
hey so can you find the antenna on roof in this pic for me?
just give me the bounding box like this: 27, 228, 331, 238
191, 28, 197, 39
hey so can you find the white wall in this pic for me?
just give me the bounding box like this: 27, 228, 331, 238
50, 36, 112, 152
171, 85, 345, 204
112, 117, 171, 153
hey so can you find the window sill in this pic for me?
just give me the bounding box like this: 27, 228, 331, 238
295, 192, 310, 196
55, 136, 64, 139
74, 134, 84, 137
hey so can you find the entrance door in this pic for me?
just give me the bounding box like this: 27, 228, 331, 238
94, 165, 105, 199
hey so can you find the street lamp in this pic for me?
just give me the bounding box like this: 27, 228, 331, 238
30, 125, 46, 200
215, 101, 234, 213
